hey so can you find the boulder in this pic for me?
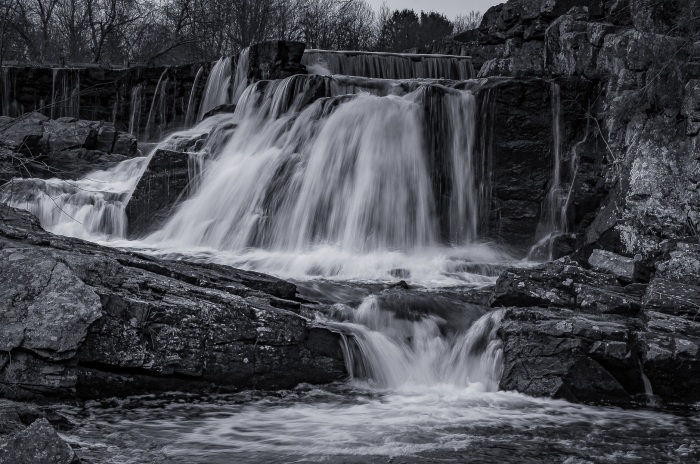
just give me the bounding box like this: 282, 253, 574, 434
587, 249, 635, 281
125, 149, 193, 238
639, 310, 700, 403
0, 418, 76, 464
0, 204, 346, 399
499, 307, 643, 404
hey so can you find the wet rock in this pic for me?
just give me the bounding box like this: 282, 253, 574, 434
499, 307, 642, 404
0, 204, 346, 399
248, 41, 307, 81
653, 238, 700, 286
0, 248, 102, 360
125, 149, 192, 238
201, 103, 237, 120
0, 418, 76, 464
638, 311, 700, 403
587, 249, 635, 281
489, 258, 627, 311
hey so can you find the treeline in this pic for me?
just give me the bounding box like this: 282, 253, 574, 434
0, 0, 482, 66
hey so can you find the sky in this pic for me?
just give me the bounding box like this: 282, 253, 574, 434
367, 0, 504, 19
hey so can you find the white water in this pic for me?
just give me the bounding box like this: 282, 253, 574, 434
144, 69, 169, 140
0, 115, 231, 241
303, 50, 475, 80
197, 57, 232, 121
128, 84, 143, 137
333, 298, 503, 390
185, 66, 205, 126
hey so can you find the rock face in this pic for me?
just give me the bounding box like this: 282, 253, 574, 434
0, 62, 206, 140
492, 242, 700, 406
0, 204, 346, 400
423, 0, 699, 255
125, 149, 193, 238
247, 41, 307, 81
0, 114, 137, 183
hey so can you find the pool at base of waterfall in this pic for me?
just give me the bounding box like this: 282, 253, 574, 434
58, 383, 699, 464
53, 285, 700, 464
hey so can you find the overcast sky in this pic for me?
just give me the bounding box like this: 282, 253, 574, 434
367, 0, 504, 18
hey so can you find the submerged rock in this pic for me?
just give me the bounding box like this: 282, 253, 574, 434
0, 204, 346, 399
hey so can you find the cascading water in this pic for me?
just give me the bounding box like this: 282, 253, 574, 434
128, 84, 143, 137
0, 114, 231, 241
231, 47, 250, 104
197, 57, 232, 121
50, 68, 81, 119
528, 82, 568, 261
141, 74, 509, 282
330, 297, 504, 390
303, 50, 475, 80
145, 69, 169, 141
2, 49, 696, 464
185, 66, 205, 126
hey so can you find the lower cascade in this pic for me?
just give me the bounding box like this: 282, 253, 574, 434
332, 297, 504, 390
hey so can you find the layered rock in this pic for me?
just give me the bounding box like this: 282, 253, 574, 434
0, 204, 346, 400
492, 241, 700, 406
0, 114, 137, 183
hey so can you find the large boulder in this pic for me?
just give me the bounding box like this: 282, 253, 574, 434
125, 149, 193, 238
0, 204, 346, 399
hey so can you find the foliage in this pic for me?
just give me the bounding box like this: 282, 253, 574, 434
0, 0, 485, 65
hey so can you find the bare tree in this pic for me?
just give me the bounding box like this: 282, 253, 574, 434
453, 11, 482, 34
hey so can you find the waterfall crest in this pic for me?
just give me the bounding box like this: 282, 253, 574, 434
303, 50, 474, 80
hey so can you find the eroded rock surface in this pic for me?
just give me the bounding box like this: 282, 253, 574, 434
0, 204, 345, 400
493, 241, 700, 406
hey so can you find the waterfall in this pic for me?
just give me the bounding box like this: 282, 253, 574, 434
0, 157, 149, 240
331, 297, 504, 390
1, 68, 11, 116
2, 74, 516, 283
0, 115, 230, 241
51, 68, 81, 119
149, 76, 485, 254
528, 82, 567, 261
185, 66, 205, 126
145, 69, 169, 141
128, 85, 143, 137
303, 50, 475, 80
231, 47, 250, 104
197, 57, 232, 121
